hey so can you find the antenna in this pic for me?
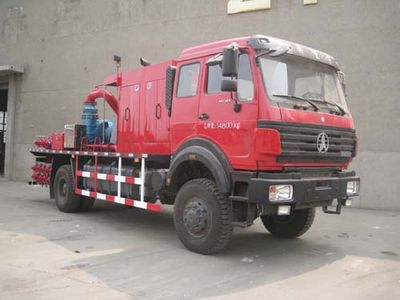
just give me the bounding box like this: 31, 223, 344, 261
114, 55, 122, 87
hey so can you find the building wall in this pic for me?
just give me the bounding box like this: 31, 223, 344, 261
0, 0, 399, 209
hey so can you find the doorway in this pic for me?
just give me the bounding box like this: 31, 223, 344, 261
0, 89, 7, 176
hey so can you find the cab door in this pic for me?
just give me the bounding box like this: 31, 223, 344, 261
170, 60, 202, 152
197, 53, 258, 169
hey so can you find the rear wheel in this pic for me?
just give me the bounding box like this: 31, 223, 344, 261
173, 178, 233, 254
54, 165, 81, 213
261, 208, 315, 238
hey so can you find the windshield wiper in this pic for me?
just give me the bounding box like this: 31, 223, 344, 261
272, 94, 320, 111
305, 97, 346, 116
323, 99, 346, 116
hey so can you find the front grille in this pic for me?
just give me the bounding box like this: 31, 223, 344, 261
258, 121, 356, 163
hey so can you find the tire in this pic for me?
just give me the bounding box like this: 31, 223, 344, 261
261, 208, 315, 238
173, 178, 233, 254
54, 165, 81, 213
79, 196, 95, 212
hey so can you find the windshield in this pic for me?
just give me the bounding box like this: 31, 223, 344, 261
259, 54, 348, 112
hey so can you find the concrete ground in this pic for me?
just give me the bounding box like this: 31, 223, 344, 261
0, 179, 399, 300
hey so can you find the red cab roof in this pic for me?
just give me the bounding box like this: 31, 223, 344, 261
179, 36, 250, 60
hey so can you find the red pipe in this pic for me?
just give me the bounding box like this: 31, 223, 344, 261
84, 88, 119, 114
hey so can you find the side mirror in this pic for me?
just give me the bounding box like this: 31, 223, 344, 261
222, 44, 239, 77
221, 79, 237, 92
165, 66, 176, 114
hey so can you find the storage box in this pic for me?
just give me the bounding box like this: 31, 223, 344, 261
51, 132, 64, 150
64, 124, 86, 149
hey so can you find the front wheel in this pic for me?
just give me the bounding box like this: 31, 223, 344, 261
261, 208, 315, 238
173, 178, 233, 254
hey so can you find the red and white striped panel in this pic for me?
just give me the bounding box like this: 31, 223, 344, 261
75, 188, 161, 212
29, 148, 147, 159
76, 170, 142, 185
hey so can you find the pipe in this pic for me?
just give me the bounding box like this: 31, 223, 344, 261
84, 88, 118, 114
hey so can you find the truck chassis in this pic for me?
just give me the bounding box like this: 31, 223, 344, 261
31, 148, 161, 211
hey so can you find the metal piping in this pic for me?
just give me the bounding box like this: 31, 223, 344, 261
84, 88, 119, 114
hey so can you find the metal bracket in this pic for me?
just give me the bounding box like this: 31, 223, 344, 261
323, 203, 342, 215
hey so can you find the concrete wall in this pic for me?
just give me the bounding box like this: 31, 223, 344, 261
0, 0, 399, 210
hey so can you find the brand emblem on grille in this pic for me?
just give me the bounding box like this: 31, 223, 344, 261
316, 132, 329, 153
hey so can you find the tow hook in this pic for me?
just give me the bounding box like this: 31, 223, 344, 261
323, 199, 343, 215
323, 203, 342, 214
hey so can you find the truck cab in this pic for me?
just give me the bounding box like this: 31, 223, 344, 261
165, 35, 359, 252
170, 36, 355, 170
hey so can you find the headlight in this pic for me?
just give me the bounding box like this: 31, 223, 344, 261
346, 180, 359, 196
269, 185, 293, 202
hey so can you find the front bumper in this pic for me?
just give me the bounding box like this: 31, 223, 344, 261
247, 170, 360, 214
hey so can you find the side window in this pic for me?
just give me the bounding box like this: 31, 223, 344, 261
207, 64, 222, 94
237, 54, 254, 101
206, 54, 254, 101
177, 63, 200, 98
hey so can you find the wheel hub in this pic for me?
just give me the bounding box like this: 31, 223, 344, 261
183, 198, 208, 237
58, 178, 67, 204
62, 182, 67, 196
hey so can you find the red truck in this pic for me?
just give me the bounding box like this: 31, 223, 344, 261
31, 35, 360, 254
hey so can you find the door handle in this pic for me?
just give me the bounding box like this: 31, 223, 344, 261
124, 107, 130, 121
199, 113, 209, 120
155, 104, 161, 119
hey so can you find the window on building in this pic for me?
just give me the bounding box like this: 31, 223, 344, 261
0, 111, 6, 143
227, 0, 271, 14
304, 0, 317, 5
176, 63, 201, 98
206, 54, 254, 101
